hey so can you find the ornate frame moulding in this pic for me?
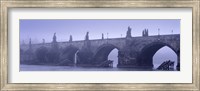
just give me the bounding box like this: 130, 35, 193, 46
0, 0, 200, 91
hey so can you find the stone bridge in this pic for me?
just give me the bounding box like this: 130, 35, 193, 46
20, 28, 180, 70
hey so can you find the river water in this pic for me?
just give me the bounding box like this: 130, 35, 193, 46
20, 64, 177, 71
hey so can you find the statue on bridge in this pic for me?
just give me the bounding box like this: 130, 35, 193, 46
53, 33, 57, 42
69, 35, 73, 42
102, 33, 104, 39
85, 32, 89, 41
142, 29, 149, 37
126, 26, 132, 38
52, 33, 58, 49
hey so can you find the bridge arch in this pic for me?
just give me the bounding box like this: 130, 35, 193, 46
59, 45, 79, 66
35, 46, 48, 63
93, 44, 120, 66
138, 42, 178, 69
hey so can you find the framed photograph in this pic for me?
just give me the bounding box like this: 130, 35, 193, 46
1, 0, 199, 90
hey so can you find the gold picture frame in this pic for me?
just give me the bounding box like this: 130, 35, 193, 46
0, 0, 199, 90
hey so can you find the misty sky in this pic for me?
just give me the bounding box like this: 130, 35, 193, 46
20, 19, 180, 44
20, 19, 180, 68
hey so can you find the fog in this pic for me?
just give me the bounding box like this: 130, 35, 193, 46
20, 19, 180, 44
20, 19, 180, 69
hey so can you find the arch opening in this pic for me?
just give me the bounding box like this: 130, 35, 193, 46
153, 46, 177, 70
108, 48, 118, 67
139, 42, 178, 70
93, 44, 119, 67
